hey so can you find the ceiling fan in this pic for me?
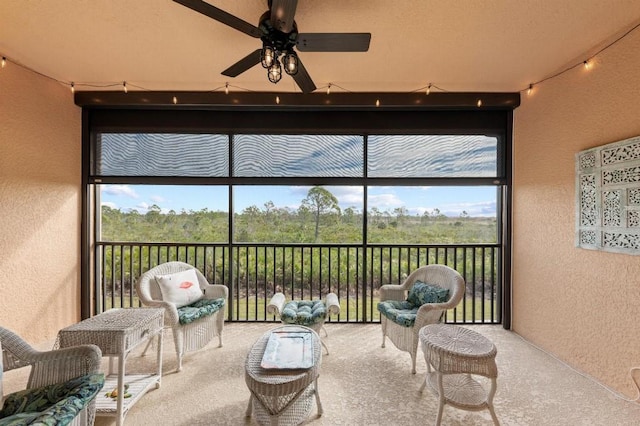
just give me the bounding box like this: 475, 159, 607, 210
173, 0, 371, 93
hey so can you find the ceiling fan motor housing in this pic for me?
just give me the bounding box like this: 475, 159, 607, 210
258, 11, 298, 53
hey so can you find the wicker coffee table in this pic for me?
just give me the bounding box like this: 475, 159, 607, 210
419, 323, 499, 425
56, 308, 164, 426
245, 325, 323, 426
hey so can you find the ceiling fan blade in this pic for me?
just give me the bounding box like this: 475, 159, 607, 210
270, 0, 298, 33
296, 33, 371, 52
291, 58, 316, 94
221, 49, 262, 77
173, 0, 262, 38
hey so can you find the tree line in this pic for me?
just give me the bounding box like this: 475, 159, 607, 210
101, 186, 496, 244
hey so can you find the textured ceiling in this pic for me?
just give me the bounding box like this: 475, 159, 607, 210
1, 0, 639, 94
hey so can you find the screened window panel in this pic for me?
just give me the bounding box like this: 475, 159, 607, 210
94, 133, 229, 177
233, 135, 363, 177
367, 185, 497, 244
232, 185, 362, 243
99, 184, 229, 242
368, 135, 498, 177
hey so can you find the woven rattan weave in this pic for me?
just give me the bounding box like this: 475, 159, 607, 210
56, 308, 164, 426
420, 323, 499, 425
1, 327, 103, 426
245, 325, 323, 426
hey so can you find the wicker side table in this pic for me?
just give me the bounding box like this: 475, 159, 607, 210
57, 308, 164, 426
419, 324, 499, 426
245, 325, 322, 426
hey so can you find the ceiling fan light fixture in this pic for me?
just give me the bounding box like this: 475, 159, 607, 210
267, 58, 282, 83
283, 51, 298, 75
260, 44, 276, 68
172, 0, 370, 94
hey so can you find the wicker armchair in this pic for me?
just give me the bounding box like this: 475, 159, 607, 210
136, 261, 228, 371
0, 326, 104, 426
378, 264, 465, 374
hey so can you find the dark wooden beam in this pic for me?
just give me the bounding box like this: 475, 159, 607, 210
75, 91, 520, 110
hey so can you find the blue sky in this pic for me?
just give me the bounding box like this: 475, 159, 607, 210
100, 184, 497, 217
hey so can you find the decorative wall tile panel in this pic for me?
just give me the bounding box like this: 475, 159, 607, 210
628, 189, 640, 205
580, 152, 597, 169
602, 232, 640, 250
602, 190, 621, 227
579, 174, 597, 226
576, 135, 640, 254
579, 230, 597, 246
602, 166, 640, 185
601, 141, 640, 165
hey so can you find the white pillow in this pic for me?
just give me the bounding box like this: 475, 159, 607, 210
155, 269, 203, 308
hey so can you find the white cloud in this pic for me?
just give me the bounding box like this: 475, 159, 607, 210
438, 201, 496, 217
333, 187, 363, 206
369, 193, 403, 209
102, 184, 138, 199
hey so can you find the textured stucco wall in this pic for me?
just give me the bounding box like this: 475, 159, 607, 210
0, 62, 82, 342
1, 26, 639, 399
513, 28, 640, 397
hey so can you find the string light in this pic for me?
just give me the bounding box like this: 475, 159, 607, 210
275, 95, 280, 104
2, 19, 639, 102
172, 96, 177, 104
224, 82, 229, 94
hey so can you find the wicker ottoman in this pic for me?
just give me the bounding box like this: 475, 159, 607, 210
245, 325, 323, 426
267, 292, 340, 354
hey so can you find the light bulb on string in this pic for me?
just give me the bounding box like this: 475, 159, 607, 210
276, 96, 280, 104
527, 84, 533, 96
477, 99, 482, 107
225, 83, 229, 95
172, 96, 177, 104
1, 57, 6, 68
123, 81, 128, 93
426, 83, 432, 95
327, 83, 331, 95
375, 99, 380, 107
583, 60, 591, 70
70, 82, 75, 94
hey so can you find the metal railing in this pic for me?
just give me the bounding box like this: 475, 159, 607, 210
95, 242, 501, 324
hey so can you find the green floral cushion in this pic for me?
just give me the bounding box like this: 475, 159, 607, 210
280, 300, 327, 326
177, 297, 225, 325
377, 300, 418, 327
0, 373, 105, 426
406, 281, 449, 307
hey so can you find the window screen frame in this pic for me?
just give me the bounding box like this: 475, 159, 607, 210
81, 107, 513, 327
